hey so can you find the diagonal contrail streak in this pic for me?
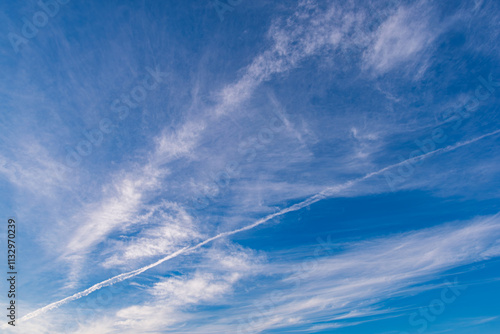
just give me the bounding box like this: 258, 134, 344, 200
19, 129, 500, 323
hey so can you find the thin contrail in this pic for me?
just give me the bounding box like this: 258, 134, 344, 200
20, 129, 500, 323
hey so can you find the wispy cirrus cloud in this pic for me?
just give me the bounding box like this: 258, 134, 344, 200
363, 1, 444, 76
100, 201, 203, 268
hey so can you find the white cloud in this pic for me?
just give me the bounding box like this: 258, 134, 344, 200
214, 1, 362, 116
64, 164, 164, 256
363, 1, 441, 75
101, 201, 202, 268
0, 139, 71, 196
108, 244, 263, 333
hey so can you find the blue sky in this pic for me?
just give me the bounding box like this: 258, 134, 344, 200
1, 0, 500, 333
